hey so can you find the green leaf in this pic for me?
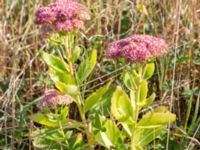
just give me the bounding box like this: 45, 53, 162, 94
49, 69, 74, 85
122, 123, 132, 137
143, 63, 155, 80
93, 116, 122, 149
139, 80, 148, 102
130, 90, 136, 111
92, 113, 104, 130
137, 106, 176, 127
41, 51, 69, 73
73, 133, 83, 149
138, 93, 156, 108
123, 73, 133, 90
133, 107, 176, 147
84, 81, 112, 113
32, 136, 51, 149
131, 68, 139, 77
31, 128, 65, 141
32, 129, 64, 149
54, 80, 78, 96
91, 87, 114, 116
30, 113, 84, 129
134, 126, 165, 147
60, 106, 69, 121
77, 49, 97, 83
31, 128, 87, 149
111, 86, 135, 125
145, 93, 156, 106
30, 113, 58, 127
49, 35, 63, 46
72, 46, 81, 62
153, 106, 168, 112
134, 76, 141, 86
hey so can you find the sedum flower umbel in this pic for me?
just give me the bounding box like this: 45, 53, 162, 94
37, 89, 73, 107
35, 0, 90, 33
106, 34, 169, 62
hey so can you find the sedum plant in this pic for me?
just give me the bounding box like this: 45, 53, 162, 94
101, 35, 176, 150
31, 0, 101, 149
31, 0, 176, 150
94, 35, 177, 150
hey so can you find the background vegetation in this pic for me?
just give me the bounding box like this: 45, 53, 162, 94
0, 0, 200, 149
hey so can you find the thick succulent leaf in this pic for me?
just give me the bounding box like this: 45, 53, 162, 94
30, 113, 58, 127
143, 63, 155, 80
122, 123, 133, 137
91, 87, 114, 116
31, 128, 64, 149
93, 116, 122, 149
131, 68, 139, 77
72, 46, 81, 62
31, 129, 86, 149
111, 86, 135, 125
138, 93, 156, 108
77, 49, 97, 83
139, 80, 148, 102
123, 73, 133, 90
133, 107, 176, 147
53, 80, 78, 96
30, 113, 83, 129
41, 51, 69, 73
84, 81, 111, 113
134, 126, 165, 147
135, 145, 144, 150
134, 76, 141, 86
92, 113, 104, 131
137, 107, 176, 127
144, 93, 156, 107
49, 69, 74, 85
153, 106, 169, 113
60, 106, 69, 121
130, 90, 136, 111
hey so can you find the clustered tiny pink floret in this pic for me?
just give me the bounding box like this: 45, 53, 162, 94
35, 0, 90, 33
37, 89, 73, 107
106, 34, 169, 62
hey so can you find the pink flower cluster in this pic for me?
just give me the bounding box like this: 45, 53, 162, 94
35, 0, 90, 33
37, 89, 73, 107
106, 35, 169, 62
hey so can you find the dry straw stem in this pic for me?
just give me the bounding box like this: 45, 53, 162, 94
0, 0, 200, 149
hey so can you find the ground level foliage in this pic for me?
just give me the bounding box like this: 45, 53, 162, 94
0, 0, 200, 150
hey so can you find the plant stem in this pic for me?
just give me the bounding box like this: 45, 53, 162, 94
130, 87, 140, 150
76, 95, 93, 149
130, 64, 143, 150
65, 34, 93, 149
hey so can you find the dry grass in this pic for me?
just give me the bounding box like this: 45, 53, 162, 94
0, 0, 200, 149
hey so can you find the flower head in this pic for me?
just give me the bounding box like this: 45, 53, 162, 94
35, 7, 56, 24
106, 35, 169, 62
35, 0, 90, 33
37, 89, 73, 108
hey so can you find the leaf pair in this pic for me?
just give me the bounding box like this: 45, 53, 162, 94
123, 63, 155, 90
77, 49, 97, 84
111, 86, 135, 125
41, 52, 77, 96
